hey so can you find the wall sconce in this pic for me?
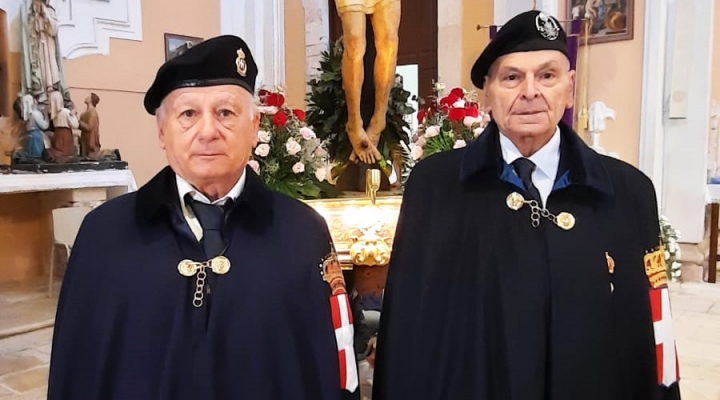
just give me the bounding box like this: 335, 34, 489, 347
304, 168, 402, 269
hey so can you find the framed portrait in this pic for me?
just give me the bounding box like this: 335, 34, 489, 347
567, 0, 634, 44
164, 33, 204, 61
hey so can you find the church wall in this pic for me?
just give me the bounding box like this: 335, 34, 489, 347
0, 0, 220, 284
559, 0, 646, 166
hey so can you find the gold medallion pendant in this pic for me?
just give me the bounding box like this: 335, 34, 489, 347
210, 256, 231, 275
505, 191, 576, 231
506, 192, 526, 210
176, 256, 232, 308
556, 212, 576, 230
178, 259, 199, 277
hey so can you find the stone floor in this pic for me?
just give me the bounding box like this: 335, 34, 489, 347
0, 280, 719, 399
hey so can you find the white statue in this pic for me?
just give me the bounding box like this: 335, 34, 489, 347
587, 101, 616, 155
19, 0, 71, 109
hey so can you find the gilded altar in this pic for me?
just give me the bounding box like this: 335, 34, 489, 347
305, 194, 402, 269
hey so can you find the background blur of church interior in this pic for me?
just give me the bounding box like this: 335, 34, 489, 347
0, 0, 719, 398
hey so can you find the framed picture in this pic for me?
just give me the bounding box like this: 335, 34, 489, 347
567, 0, 633, 44
164, 33, 204, 61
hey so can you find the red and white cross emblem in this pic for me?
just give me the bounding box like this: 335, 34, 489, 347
649, 287, 680, 387
330, 293, 358, 392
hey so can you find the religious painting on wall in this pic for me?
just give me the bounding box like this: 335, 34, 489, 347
567, 0, 633, 44
164, 34, 204, 61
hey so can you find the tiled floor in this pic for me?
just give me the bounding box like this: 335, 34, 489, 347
0, 280, 719, 399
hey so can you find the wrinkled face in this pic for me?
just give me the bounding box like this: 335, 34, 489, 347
158, 85, 259, 187
484, 50, 575, 141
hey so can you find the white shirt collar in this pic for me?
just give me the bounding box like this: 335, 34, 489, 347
176, 169, 246, 207
499, 126, 561, 181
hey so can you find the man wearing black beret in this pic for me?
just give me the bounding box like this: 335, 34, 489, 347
373, 10, 682, 400
47, 35, 360, 400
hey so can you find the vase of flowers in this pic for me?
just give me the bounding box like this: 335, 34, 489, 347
249, 87, 339, 200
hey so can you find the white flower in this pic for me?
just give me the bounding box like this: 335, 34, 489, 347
453, 99, 466, 108
258, 106, 278, 115
248, 160, 260, 174
292, 162, 305, 174
300, 127, 316, 140
315, 167, 327, 182
415, 134, 426, 147
254, 143, 270, 157
463, 116, 479, 127
286, 138, 302, 156
453, 140, 467, 149
257, 130, 271, 143
434, 82, 446, 95
473, 126, 486, 137
410, 145, 423, 160
425, 125, 440, 137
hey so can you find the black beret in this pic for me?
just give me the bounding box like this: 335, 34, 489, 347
471, 10, 568, 89
144, 35, 258, 115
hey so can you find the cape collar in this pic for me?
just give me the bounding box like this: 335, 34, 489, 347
135, 165, 274, 231
459, 120, 614, 196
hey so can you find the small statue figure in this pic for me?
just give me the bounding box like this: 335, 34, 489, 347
46, 92, 78, 163
79, 92, 101, 159
14, 94, 48, 160
335, 0, 401, 165
587, 100, 616, 155
20, 0, 72, 110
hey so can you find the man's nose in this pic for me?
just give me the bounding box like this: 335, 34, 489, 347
196, 113, 221, 140
519, 74, 540, 99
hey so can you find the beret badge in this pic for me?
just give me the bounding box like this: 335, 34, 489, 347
236, 48, 247, 77
535, 12, 560, 41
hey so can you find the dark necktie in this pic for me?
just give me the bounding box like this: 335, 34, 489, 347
188, 199, 227, 258
512, 158, 542, 205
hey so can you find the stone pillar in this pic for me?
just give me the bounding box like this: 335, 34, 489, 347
220, 0, 285, 90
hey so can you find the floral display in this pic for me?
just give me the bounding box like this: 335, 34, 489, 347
409, 82, 491, 162
659, 215, 682, 282
250, 87, 338, 200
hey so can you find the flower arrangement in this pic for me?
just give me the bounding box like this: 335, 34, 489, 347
409, 82, 491, 162
249, 87, 338, 200
659, 215, 682, 282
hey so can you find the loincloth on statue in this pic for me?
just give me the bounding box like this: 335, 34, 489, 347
335, 0, 400, 15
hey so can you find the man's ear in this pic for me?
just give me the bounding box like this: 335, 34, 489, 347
157, 120, 166, 150
483, 79, 491, 113
251, 113, 260, 147
566, 70, 577, 109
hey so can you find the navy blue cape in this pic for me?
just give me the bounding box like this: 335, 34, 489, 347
47, 166, 359, 400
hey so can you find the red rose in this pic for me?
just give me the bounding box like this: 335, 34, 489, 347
450, 87, 465, 99
266, 93, 285, 107
417, 109, 427, 123
440, 94, 460, 108
292, 109, 306, 121
272, 112, 288, 127
448, 107, 466, 122
465, 103, 479, 118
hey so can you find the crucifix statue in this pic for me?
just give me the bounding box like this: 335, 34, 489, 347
335, 0, 401, 165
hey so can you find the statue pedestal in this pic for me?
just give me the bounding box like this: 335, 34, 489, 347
0, 169, 137, 284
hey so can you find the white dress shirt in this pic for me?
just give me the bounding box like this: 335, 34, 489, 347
500, 126, 561, 206
176, 170, 246, 240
